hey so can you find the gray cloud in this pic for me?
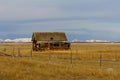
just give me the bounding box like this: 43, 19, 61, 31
0, 0, 120, 41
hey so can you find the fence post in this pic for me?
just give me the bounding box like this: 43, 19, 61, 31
49, 50, 51, 62
30, 49, 32, 59
12, 47, 14, 57
4, 48, 6, 52
70, 49, 73, 65
48, 42, 52, 62
18, 48, 20, 57
76, 49, 78, 60
99, 51, 102, 69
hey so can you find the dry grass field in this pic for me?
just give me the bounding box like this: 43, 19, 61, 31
0, 43, 120, 80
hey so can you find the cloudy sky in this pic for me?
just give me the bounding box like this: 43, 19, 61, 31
0, 0, 120, 41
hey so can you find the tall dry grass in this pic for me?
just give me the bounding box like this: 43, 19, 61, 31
0, 43, 120, 80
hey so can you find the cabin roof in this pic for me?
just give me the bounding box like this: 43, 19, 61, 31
32, 32, 67, 42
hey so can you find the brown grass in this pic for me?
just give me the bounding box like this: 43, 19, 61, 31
0, 43, 120, 80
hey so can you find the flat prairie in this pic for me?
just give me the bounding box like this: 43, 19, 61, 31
0, 43, 120, 80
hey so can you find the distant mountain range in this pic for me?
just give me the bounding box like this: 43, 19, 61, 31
0, 33, 91, 42
0, 33, 112, 43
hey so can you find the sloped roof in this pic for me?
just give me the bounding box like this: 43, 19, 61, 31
32, 32, 67, 42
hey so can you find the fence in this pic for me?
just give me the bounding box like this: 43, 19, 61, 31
0, 43, 120, 71
29, 49, 120, 71
0, 47, 32, 59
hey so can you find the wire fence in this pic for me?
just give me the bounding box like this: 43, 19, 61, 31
0, 47, 32, 58
0, 43, 120, 71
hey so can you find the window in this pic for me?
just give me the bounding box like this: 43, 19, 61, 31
54, 43, 60, 47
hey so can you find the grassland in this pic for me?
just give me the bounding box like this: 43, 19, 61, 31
0, 43, 120, 80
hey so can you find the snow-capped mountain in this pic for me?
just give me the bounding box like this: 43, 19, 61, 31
0, 33, 118, 43
0, 38, 31, 43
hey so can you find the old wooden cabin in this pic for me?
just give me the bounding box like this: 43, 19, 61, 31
32, 32, 70, 51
